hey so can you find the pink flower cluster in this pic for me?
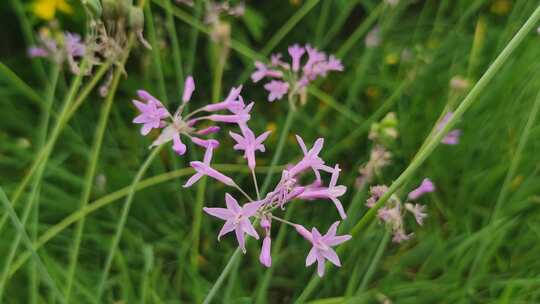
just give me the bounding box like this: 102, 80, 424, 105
132, 80, 351, 276
251, 44, 343, 103
366, 178, 434, 243
199, 135, 351, 277
132, 76, 253, 158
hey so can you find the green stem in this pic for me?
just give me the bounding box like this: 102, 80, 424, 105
294, 5, 540, 302
9, 0, 48, 83
0, 60, 110, 234
96, 146, 164, 299
260, 109, 296, 194
0, 62, 45, 109
202, 249, 242, 304
0, 188, 65, 303
165, 0, 184, 89
64, 62, 122, 301
355, 230, 391, 295
8, 164, 283, 279
0, 65, 59, 303
466, 81, 540, 291
146, 4, 169, 105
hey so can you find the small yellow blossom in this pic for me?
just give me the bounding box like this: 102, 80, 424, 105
32, 0, 73, 21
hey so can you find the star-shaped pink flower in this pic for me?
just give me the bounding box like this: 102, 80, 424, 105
203, 193, 263, 252
295, 222, 351, 277
264, 80, 289, 102
132, 92, 170, 136
229, 128, 272, 169
297, 164, 348, 219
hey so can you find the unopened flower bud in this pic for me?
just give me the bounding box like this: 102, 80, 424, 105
82, 0, 102, 18
129, 7, 145, 31
102, 0, 117, 20
117, 0, 133, 18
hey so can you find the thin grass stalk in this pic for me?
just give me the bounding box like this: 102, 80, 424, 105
294, 6, 540, 302
0, 188, 66, 303
466, 82, 540, 292
96, 145, 164, 298
354, 230, 391, 296
186, 0, 204, 75
0, 62, 45, 109
145, 4, 169, 105
0, 58, 106, 233
165, 0, 185, 90
9, 0, 48, 83
0, 64, 59, 302
29, 64, 61, 304
8, 165, 284, 279
64, 62, 124, 301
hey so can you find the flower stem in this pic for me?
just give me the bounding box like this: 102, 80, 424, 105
294, 5, 540, 303
251, 169, 261, 200
270, 214, 296, 227
64, 61, 126, 302
96, 146, 164, 299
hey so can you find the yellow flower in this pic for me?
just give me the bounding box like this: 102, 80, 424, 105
32, 0, 73, 21
385, 53, 399, 65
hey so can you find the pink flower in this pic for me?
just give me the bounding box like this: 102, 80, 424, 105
183, 142, 235, 187
203, 86, 244, 112
264, 81, 289, 102
288, 44, 305, 72
208, 102, 253, 125
437, 112, 461, 145
295, 222, 351, 277
64, 32, 85, 57
229, 128, 272, 169
196, 126, 220, 135
392, 230, 413, 243
407, 178, 435, 200
132, 93, 170, 136
259, 236, 272, 267
405, 203, 427, 226
288, 135, 332, 180
203, 193, 263, 252
251, 61, 283, 83
442, 130, 461, 145
182, 76, 195, 103
28, 47, 48, 58
297, 165, 348, 219
366, 185, 389, 208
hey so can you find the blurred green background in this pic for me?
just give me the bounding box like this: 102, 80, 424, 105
1, 0, 540, 303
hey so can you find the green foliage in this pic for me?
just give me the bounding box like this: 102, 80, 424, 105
1, 0, 540, 303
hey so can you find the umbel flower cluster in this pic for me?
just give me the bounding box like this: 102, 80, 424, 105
132, 78, 351, 277
252, 44, 343, 107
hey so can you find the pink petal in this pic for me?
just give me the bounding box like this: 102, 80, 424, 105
306, 247, 317, 266
241, 218, 259, 239
183, 172, 203, 188
217, 220, 236, 240
225, 193, 241, 213
182, 76, 195, 103
331, 197, 347, 219
316, 255, 326, 277
259, 236, 272, 267
325, 235, 352, 247
321, 248, 341, 267
323, 221, 340, 240
235, 226, 246, 253
203, 207, 233, 221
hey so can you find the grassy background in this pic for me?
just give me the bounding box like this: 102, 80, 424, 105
1, 0, 540, 303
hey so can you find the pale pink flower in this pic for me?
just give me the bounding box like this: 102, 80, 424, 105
295, 222, 351, 277
203, 193, 263, 253
437, 112, 461, 145
288, 44, 305, 72
366, 185, 389, 208
203, 86, 244, 112
365, 26, 381, 48
251, 61, 283, 83
408, 178, 435, 200
229, 128, 272, 169
132, 92, 170, 136
297, 165, 348, 219
182, 76, 195, 103
405, 203, 427, 226
259, 236, 272, 267
264, 81, 289, 102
